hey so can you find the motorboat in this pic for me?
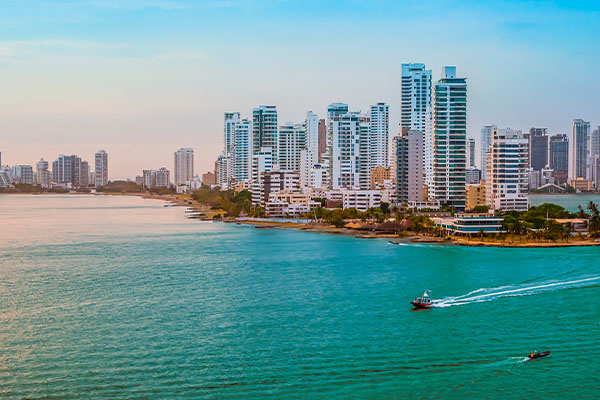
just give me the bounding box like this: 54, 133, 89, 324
411, 291, 433, 309
528, 350, 550, 360
389, 241, 401, 245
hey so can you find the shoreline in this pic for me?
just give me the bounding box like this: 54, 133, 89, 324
5, 192, 600, 248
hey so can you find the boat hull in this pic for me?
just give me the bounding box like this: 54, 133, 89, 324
410, 302, 432, 309
528, 351, 550, 360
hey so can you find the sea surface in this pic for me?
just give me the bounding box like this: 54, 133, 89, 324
529, 194, 600, 212
1, 194, 599, 399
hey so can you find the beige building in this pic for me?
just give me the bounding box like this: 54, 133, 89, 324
202, 171, 216, 185
568, 178, 592, 192
370, 166, 391, 189
466, 180, 486, 210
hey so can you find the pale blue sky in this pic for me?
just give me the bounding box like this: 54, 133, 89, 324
1, 0, 599, 178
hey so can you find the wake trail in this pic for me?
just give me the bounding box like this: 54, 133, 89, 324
433, 276, 600, 308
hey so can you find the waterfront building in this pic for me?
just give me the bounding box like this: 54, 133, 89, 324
253, 106, 278, 165
529, 128, 548, 171
0, 166, 11, 188
465, 167, 481, 184
232, 118, 253, 183
53, 154, 82, 188
300, 112, 320, 191
94, 150, 108, 188
80, 161, 89, 187
216, 153, 231, 189
251, 147, 274, 204
135, 175, 144, 186
224, 112, 240, 157
331, 111, 370, 190
485, 128, 529, 211
467, 137, 476, 168
279, 122, 305, 172
10, 165, 34, 185
592, 127, 600, 161
401, 63, 432, 133
568, 178, 592, 192
434, 214, 506, 235
259, 170, 300, 205
326, 103, 349, 188
592, 155, 600, 190
571, 119, 590, 179
429, 66, 467, 210
265, 191, 320, 217
466, 181, 486, 210
394, 129, 423, 204
342, 190, 382, 212
549, 134, 569, 185
36, 159, 50, 188
369, 102, 390, 168
370, 166, 391, 190
480, 125, 496, 179
318, 119, 326, 162
528, 168, 541, 191
202, 171, 216, 186
142, 168, 170, 189
174, 148, 194, 186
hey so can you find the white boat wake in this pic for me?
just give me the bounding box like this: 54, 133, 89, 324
432, 276, 600, 307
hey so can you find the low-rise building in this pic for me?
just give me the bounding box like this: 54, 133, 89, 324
10, 165, 34, 185
342, 190, 382, 211
466, 181, 486, 210
569, 178, 592, 192
434, 213, 506, 235
143, 168, 171, 188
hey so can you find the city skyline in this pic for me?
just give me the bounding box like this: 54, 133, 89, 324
1, 0, 600, 178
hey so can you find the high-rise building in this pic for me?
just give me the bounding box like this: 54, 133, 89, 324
401, 63, 432, 133
94, 150, 108, 188
394, 129, 424, 204
480, 125, 496, 179
232, 118, 252, 183
53, 154, 81, 187
326, 103, 349, 188
571, 119, 591, 179
10, 165, 34, 185
202, 171, 216, 186
529, 127, 548, 171
465, 167, 481, 184
251, 147, 274, 204
549, 134, 568, 185
300, 112, 320, 191
369, 102, 390, 168
80, 161, 89, 187
224, 112, 240, 157
36, 159, 50, 188
143, 168, 170, 188
318, 119, 327, 162
331, 111, 370, 190
591, 126, 600, 160
174, 148, 194, 185
216, 153, 231, 189
253, 106, 278, 165
467, 137, 476, 168
486, 128, 529, 211
429, 66, 467, 210
279, 122, 305, 172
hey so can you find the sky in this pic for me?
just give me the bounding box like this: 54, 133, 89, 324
1, 0, 599, 179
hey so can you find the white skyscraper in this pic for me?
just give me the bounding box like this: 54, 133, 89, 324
36, 159, 50, 188
331, 111, 370, 190
486, 128, 529, 211
232, 118, 253, 183
369, 102, 390, 168
480, 125, 495, 179
174, 148, 194, 185
401, 63, 432, 133
224, 112, 240, 157
278, 122, 305, 172
571, 119, 591, 179
251, 147, 274, 204
326, 103, 349, 188
429, 66, 467, 210
253, 106, 278, 165
94, 150, 108, 188
300, 111, 320, 190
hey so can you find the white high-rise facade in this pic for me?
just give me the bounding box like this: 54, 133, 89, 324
369, 102, 390, 168
36, 159, 50, 188
571, 119, 591, 179
300, 111, 320, 191
278, 122, 305, 172
331, 111, 370, 190
326, 103, 349, 188
174, 148, 194, 185
251, 147, 274, 204
253, 106, 278, 166
401, 63, 432, 133
224, 112, 240, 157
94, 150, 108, 188
232, 118, 252, 183
480, 125, 495, 179
429, 66, 467, 210
485, 128, 529, 211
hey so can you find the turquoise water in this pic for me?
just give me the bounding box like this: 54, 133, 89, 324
1, 194, 599, 399
529, 194, 600, 212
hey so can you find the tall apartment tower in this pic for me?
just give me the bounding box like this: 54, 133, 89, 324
318, 119, 327, 162
591, 126, 600, 160
369, 102, 390, 168
53, 154, 82, 187
232, 118, 252, 183
429, 66, 467, 210
224, 112, 240, 157
94, 150, 108, 188
174, 148, 194, 185
36, 159, 50, 188
480, 125, 496, 179
401, 63, 432, 133
278, 122, 305, 171
529, 127, 548, 171
331, 111, 370, 190
549, 134, 569, 184
485, 128, 529, 211
394, 128, 424, 204
253, 106, 278, 165
251, 147, 274, 204
571, 119, 591, 179
326, 103, 349, 188
467, 138, 476, 168
300, 111, 320, 190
